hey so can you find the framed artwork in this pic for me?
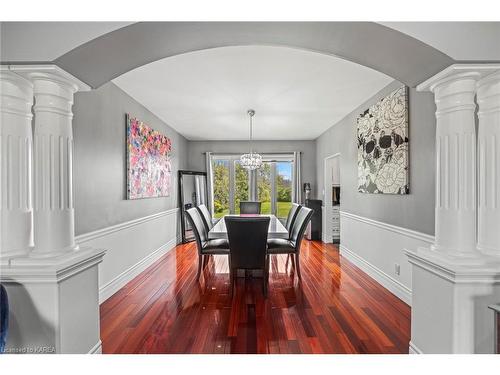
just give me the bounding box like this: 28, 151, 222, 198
126, 114, 172, 199
357, 86, 409, 194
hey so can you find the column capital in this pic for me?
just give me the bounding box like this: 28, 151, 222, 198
417, 63, 500, 93
8, 64, 91, 93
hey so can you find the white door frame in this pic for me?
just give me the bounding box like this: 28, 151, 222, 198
323, 153, 341, 243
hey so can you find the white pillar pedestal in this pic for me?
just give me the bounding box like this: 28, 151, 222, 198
406, 250, 500, 353
1, 65, 106, 354
0, 68, 34, 259
477, 71, 500, 256
407, 64, 500, 354
10, 65, 90, 257
1, 247, 105, 353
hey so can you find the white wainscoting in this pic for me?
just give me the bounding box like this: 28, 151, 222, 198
75, 208, 180, 304
339, 211, 434, 305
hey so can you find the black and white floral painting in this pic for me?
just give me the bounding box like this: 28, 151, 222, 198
357, 86, 409, 194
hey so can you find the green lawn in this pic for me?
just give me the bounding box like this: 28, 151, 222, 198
214, 201, 292, 219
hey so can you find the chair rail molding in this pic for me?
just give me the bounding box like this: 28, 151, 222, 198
74, 208, 180, 303
339, 211, 434, 306
409, 64, 500, 354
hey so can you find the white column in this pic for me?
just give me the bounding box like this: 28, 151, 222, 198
407, 64, 500, 354
11, 65, 90, 257
477, 71, 500, 256
0, 68, 34, 259
1, 65, 106, 354
424, 71, 480, 256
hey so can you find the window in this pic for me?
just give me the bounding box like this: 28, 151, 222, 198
210, 154, 295, 220
234, 161, 249, 214
276, 161, 293, 219
257, 162, 272, 214
212, 159, 230, 218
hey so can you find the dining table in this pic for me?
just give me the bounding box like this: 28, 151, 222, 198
208, 214, 288, 240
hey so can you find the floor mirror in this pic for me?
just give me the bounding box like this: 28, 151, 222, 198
178, 170, 208, 243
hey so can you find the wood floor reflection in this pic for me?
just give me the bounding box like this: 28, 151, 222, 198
100, 241, 410, 354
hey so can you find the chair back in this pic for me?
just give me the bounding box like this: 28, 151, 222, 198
0, 285, 8, 353
225, 216, 270, 270
185, 207, 209, 253
239, 201, 261, 214
196, 204, 213, 231
289, 207, 314, 251
285, 203, 301, 233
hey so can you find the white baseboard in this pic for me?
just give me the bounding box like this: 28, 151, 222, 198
339, 211, 435, 306
98, 237, 178, 303
340, 244, 412, 305
409, 341, 423, 354
75, 208, 180, 304
88, 340, 102, 354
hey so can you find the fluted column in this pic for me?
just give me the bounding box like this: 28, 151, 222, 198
477, 71, 500, 255
425, 72, 480, 256
407, 64, 500, 354
11, 65, 90, 257
0, 68, 34, 259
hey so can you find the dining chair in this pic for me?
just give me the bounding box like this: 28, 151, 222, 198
225, 216, 270, 297
285, 203, 302, 234
185, 207, 230, 281
239, 201, 261, 214
267, 207, 313, 280
196, 204, 215, 232
0, 284, 8, 353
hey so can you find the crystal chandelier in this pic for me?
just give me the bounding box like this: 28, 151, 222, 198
240, 109, 262, 170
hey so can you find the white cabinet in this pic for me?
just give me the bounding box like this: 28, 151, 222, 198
332, 205, 340, 243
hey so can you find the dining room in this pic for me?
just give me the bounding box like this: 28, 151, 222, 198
1, 18, 500, 361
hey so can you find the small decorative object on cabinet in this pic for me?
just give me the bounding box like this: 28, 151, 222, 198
305, 199, 322, 241
303, 182, 312, 201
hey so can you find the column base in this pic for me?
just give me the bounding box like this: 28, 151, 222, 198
0, 246, 106, 354
22, 243, 81, 260
406, 247, 500, 353
424, 244, 496, 266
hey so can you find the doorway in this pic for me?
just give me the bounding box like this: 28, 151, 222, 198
323, 154, 341, 244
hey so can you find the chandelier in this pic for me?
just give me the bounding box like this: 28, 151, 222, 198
240, 109, 262, 170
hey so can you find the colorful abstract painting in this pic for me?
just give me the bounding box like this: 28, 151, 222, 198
357, 86, 409, 194
127, 114, 172, 199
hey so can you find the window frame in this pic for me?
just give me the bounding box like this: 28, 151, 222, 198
210, 153, 295, 218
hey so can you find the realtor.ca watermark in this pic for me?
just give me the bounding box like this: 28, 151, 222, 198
4, 346, 56, 354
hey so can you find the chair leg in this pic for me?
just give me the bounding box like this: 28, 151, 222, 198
295, 253, 302, 280
229, 268, 235, 298
196, 254, 203, 281
290, 254, 296, 273
203, 254, 209, 268
263, 256, 270, 297
228, 256, 234, 297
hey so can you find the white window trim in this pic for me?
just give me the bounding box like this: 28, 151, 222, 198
210, 153, 295, 218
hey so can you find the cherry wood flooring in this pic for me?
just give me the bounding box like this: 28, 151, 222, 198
100, 241, 411, 354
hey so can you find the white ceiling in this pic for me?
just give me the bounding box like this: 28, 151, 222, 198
381, 22, 500, 61
0, 22, 132, 61
112, 46, 393, 140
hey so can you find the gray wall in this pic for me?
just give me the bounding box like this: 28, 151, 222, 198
187, 140, 316, 188
315, 80, 436, 235
73, 82, 188, 235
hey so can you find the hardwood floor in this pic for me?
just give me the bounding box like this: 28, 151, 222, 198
100, 241, 410, 354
